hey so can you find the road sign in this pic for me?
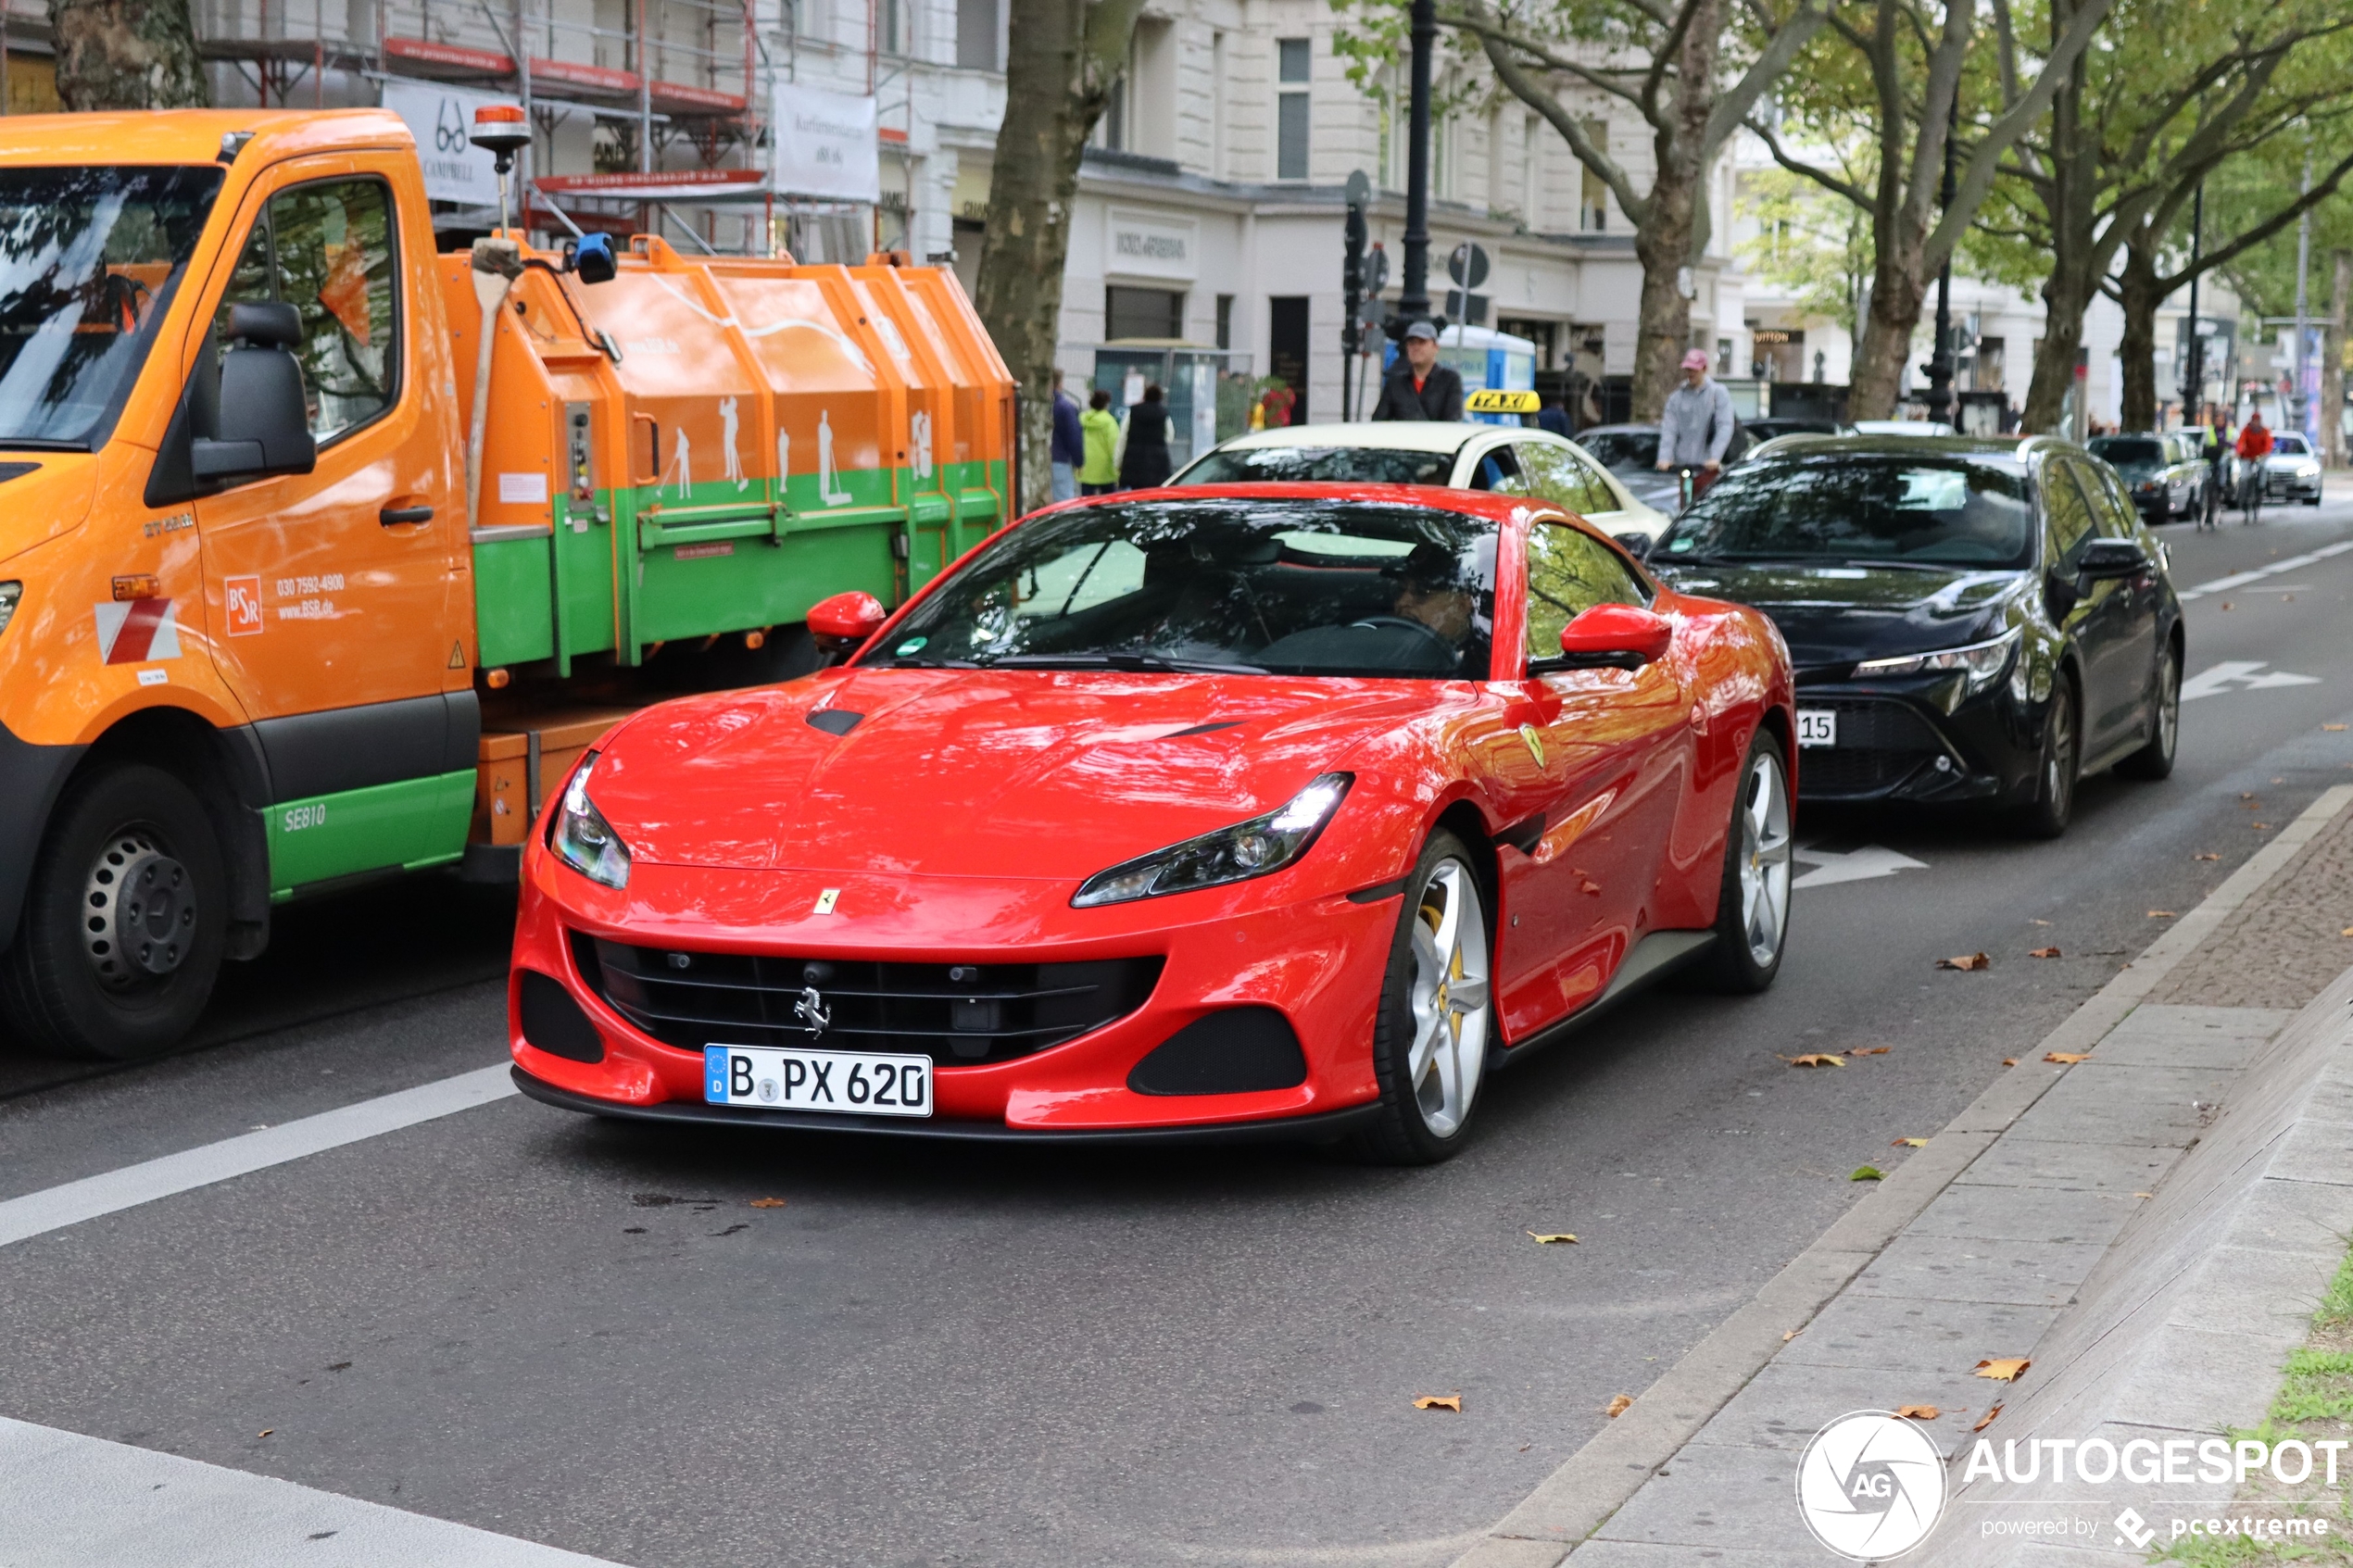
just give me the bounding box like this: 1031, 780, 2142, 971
1448, 241, 1490, 290
1365, 244, 1389, 296
1345, 169, 1372, 207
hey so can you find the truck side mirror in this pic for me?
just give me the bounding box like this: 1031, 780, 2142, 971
190, 305, 316, 483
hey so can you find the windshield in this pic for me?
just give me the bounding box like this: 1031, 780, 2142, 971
1578, 431, 1658, 472
2089, 437, 2163, 478
867, 498, 1499, 679
0, 166, 223, 448
1174, 444, 1458, 486
1655, 455, 2036, 570
2273, 433, 2310, 455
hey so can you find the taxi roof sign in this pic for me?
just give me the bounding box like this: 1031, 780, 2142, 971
1466, 389, 1541, 414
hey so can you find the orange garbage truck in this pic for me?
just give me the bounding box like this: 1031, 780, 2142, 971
0, 109, 1013, 1060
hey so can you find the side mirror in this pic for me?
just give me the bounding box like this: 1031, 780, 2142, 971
2077, 537, 2150, 581
189, 308, 316, 483
1552, 603, 1673, 671
1612, 530, 1655, 561
808, 590, 888, 655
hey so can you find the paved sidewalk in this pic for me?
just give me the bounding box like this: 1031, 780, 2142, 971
1451, 785, 2353, 1567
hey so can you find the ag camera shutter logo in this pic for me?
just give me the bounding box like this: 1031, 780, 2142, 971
1796, 1410, 1947, 1560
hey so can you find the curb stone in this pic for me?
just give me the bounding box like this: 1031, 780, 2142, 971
1447, 784, 2353, 1568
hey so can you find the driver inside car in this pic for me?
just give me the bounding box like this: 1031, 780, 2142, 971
1357, 543, 1488, 675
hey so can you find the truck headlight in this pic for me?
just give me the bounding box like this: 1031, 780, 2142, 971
1853, 627, 2020, 696
1073, 773, 1353, 908
550, 750, 632, 889
0, 582, 19, 639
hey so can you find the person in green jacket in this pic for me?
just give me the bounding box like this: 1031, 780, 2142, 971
1078, 389, 1120, 494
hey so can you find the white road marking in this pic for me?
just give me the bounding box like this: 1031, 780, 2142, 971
2177, 539, 2353, 600
0, 1064, 515, 1249
1792, 844, 1929, 889
2180, 660, 2323, 702
0, 1415, 624, 1566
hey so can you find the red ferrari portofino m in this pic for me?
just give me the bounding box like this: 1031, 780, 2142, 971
509, 485, 1795, 1161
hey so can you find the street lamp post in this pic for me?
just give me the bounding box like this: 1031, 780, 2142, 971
1920, 97, 1958, 428
2181, 182, 2204, 426
1390, 0, 1440, 339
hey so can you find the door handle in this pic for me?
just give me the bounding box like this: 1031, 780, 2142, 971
381, 505, 434, 526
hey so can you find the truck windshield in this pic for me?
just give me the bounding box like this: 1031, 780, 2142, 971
0, 166, 223, 449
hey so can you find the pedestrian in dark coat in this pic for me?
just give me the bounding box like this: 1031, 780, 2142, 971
1371, 320, 1465, 421
1118, 383, 1174, 490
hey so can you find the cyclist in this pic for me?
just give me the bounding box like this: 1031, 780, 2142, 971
2235, 412, 2273, 522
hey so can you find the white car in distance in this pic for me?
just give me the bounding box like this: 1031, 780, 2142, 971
1168, 421, 1676, 542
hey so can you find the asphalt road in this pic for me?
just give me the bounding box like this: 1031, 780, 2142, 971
7, 488, 2353, 1568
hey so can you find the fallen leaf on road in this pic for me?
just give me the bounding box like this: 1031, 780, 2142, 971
1604, 1395, 1634, 1418
749, 1197, 786, 1209
2031, 947, 2061, 959
2045, 1051, 2090, 1064
2002, 1058, 2020, 1067
1851, 1165, 1884, 1181
2327, 724, 2347, 732
2134, 1191, 2154, 1198
258, 1429, 274, 1438
1848, 1047, 1891, 1056
2255, 823, 2271, 830
1892, 1137, 1930, 1148
1937, 953, 1991, 971
2194, 852, 2220, 861
2221, 601, 2235, 610
1527, 1232, 1579, 1245
1974, 1404, 2004, 1431
2242, 793, 2258, 801
1414, 1396, 1462, 1412
2030, 918, 2052, 925
1895, 1405, 1940, 1421
1783, 1053, 1846, 1068
2340, 926, 2353, 938
2147, 910, 2178, 919
1975, 1358, 2031, 1382
1782, 1329, 1802, 1341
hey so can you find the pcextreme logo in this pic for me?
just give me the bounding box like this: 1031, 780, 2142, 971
1796, 1411, 1948, 1561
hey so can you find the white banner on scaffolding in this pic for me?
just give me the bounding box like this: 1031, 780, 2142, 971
383, 80, 513, 207
770, 82, 880, 204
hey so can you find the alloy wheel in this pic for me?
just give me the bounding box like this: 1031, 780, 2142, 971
1406, 860, 1491, 1139
2045, 689, 2077, 820
1737, 749, 1793, 966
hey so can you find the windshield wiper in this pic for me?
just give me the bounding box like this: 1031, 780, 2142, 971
875, 655, 982, 669
988, 652, 1270, 674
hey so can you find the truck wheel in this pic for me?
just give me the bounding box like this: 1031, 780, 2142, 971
1, 763, 227, 1060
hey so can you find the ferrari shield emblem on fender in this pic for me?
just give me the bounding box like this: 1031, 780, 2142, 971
1519, 724, 1546, 768
812, 888, 840, 914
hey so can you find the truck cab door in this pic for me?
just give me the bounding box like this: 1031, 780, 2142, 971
190, 159, 472, 895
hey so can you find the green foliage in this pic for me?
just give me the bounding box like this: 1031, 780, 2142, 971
1738, 166, 1874, 332
2273, 1349, 2353, 1424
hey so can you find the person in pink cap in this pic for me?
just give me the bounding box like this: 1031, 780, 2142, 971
1657, 346, 1736, 499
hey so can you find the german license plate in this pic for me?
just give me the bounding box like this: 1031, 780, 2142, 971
1796, 709, 1838, 747
703, 1045, 933, 1118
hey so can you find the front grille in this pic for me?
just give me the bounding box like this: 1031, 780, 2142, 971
1797, 697, 1944, 798
574, 935, 1164, 1066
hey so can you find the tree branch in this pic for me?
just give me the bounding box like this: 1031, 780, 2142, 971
1743, 115, 1874, 207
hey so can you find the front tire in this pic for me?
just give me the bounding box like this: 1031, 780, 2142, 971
1694, 731, 1793, 994
2116, 643, 2181, 782
1348, 831, 1494, 1166
2016, 676, 2081, 839
0, 764, 228, 1060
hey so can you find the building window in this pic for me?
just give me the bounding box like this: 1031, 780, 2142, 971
1277, 38, 1311, 181
956, 0, 996, 69
1215, 294, 1235, 350
1211, 32, 1227, 178
880, 0, 902, 56
1579, 119, 1608, 231
1102, 71, 1127, 152
1106, 285, 1184, 341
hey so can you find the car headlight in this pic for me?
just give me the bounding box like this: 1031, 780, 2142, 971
1853, 627, 2020, 695
550, 750, 632, 888
2296, 462, 2320, 479
0, 582, 18, 639
1073, 773, 1353, 908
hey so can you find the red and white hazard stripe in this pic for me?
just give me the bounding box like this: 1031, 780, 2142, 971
93, 598, 182, 664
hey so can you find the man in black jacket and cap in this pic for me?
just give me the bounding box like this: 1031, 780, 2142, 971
1372, 320, 1465, 421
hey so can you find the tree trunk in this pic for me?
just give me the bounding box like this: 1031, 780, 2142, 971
2326, 248, 2350, 469
1847, 234, 1928, 421
2116, 243, 2164, 433
974, 0, 1142, 512
1629, 187, 1696, 421
2022, 259, 2096, 434
49, 0, 208, 109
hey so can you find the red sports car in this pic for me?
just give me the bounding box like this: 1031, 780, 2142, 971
508, 484, 1795, 1162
